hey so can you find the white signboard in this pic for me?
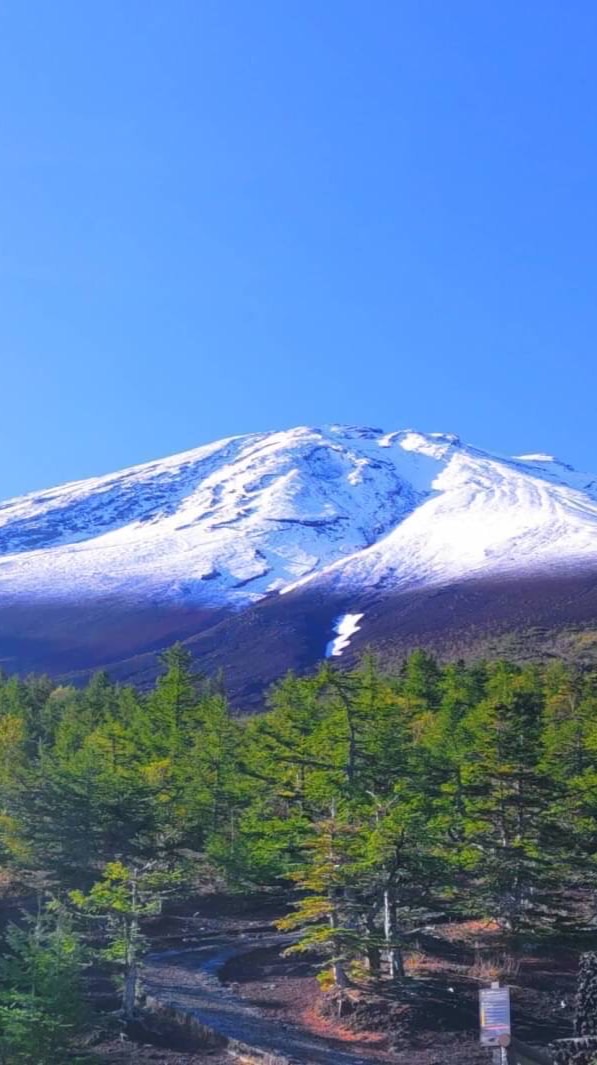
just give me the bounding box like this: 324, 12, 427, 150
480, 985, 511, 1047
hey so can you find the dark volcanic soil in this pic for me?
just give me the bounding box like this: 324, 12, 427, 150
95, 1041, 228, 1064
97, 901, 582, 1065
4, 568, 597, 708
141, 917, 578, 1063
220, 943, 492, 1064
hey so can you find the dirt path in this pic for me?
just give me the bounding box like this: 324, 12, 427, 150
143, 934, 388, 1065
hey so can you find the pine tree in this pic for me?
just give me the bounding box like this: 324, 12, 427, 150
0, 901, 87, 1064
141, 644, 204, 759
277, 801, 364, 1001
12, 739, 160, 884
459, 663, 558, 931
400, 649, 441, 710
71, 860, 183, 1019
232, 671, 332, 882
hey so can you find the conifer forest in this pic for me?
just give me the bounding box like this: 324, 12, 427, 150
1, 649, 597, 1060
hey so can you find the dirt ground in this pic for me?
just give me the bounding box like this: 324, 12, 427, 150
95, 901, 585, 1065
219, 942, 489, 1064
95, 1041, 229, 1064
215, 917, 579, 1065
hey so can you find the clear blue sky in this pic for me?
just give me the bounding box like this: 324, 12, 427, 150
1, 0, 596, 498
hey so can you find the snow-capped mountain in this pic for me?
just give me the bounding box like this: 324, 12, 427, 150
1, 424, 597, 699
2, 424, 597, 604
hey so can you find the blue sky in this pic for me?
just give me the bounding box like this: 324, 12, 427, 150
1, 0, 596, 498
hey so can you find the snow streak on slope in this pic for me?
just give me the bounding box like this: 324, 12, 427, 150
326, 614, 365, 658
0, 425, 596, 609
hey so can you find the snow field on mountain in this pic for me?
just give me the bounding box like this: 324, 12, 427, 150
0, 424, 596, 607
287, 448, 597, 596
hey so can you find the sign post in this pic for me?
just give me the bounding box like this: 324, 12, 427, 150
480, 982, 511, 1061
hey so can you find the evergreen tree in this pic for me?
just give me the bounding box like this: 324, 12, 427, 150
141, 644, 204, 759
71, 860, 183, 1019
0, 902, 87, 1065
278, 801, 364, 999
458, 663, 558, 930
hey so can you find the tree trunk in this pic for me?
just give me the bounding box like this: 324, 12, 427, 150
122, 871, 139, 1020
329, 907, 348, 1003
365, 912, 381, 978
123, 959, 138, 1020
383, 887, 404, 980
574, 952, 597, 1037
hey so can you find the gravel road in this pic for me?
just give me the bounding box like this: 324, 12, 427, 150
143, 934, 387, 1065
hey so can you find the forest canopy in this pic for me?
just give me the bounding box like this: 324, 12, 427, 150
0, 646, 596, 1058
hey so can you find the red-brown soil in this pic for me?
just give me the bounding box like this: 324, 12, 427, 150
95, 901, 586, 1064
219, 941, 490, 1064
215, 917, 580, 1064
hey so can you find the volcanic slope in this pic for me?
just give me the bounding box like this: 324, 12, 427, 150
1, 425, 597, 698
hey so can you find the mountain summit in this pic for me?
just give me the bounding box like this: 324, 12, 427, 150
2, 425, 597, 700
